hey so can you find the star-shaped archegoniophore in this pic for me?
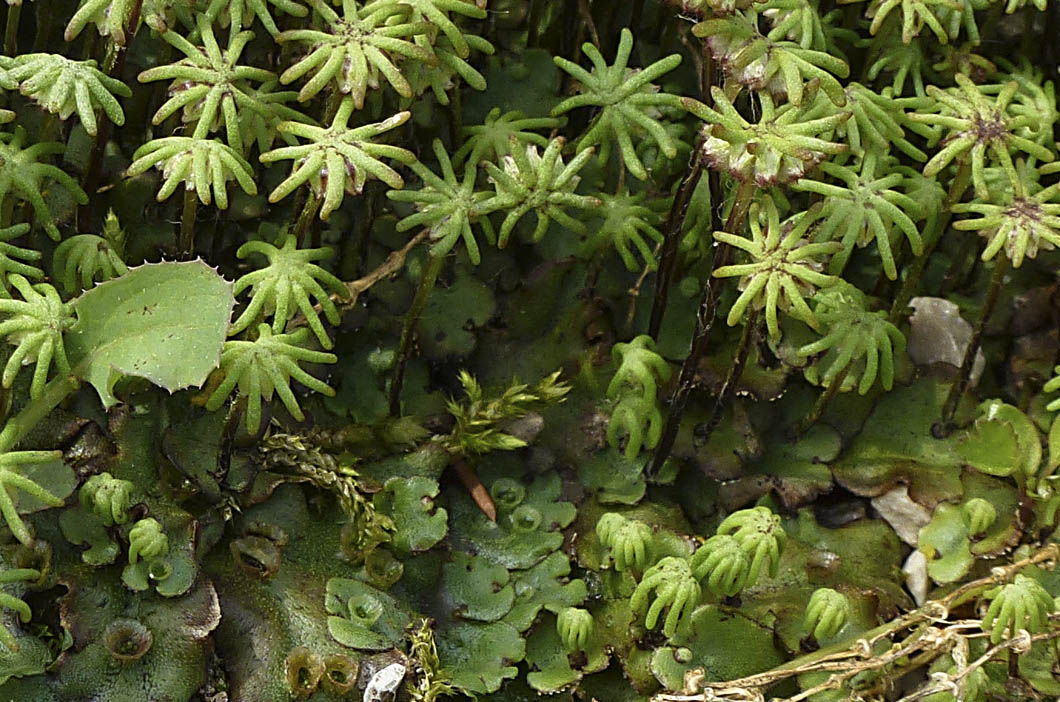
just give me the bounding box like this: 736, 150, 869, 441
797, 283, 906, 394
229, 234, 348, 348
596, 513, 654, 572
579, 191, 665, 272
693, 10, 849, 106
236, 80, 316, 154
908, 73, 1056, 199
0, 126, 88, 240
551, 28, 684, 180
608, 393, 665, 458
277, 0, 435, 106
2, 53, 131, 136
407, 32, 494, 106
556, 607, 593, 653
205, 324, 338, 434
760, 0, 851, 52
982, 60, 1059, 149
795, 153, 924, 280
608, 335, 671, 403
138, 15, 283, 155
864, 26, 930, 96
683, 88, 848, 187
126, 136, 258, 208
65, 0, 198, 44
836, 83, 927, 160
65, 0, 143, 45
0, 275, 75, 400
454, 108, 563, 164
606, 335, 670, 458
480, 137, 599, 247
204, 0, 309, 37
803, 587, 851, 640
855, 0, 961, 44
399, 0, 487, 60
952, 163, 1060, 268
712, 195, 841, 341
690, 534, 750, 597
387, 139, 495, 264
260, 99, 416, 220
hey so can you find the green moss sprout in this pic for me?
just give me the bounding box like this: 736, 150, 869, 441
551, 28, 684, 180
205, 324, 337, 433
229, 233, 347, 349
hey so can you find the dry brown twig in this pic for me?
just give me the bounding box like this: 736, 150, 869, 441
652, 544, 1060, 702
341, 229, 430, 308
288, 229, 430, 330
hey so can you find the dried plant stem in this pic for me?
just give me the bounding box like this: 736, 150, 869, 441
578, 0, 600, 49
292, 193, 323, 246
648, 179, 756, 478
526, 0, 545, 48
79, 0, 145, 224
289, 229, 429, 334
789, 364, 851, 439
452, 456, 496, 521
179, 187, 198, 257
389, 252, 444, 416
649, 158, 704, 339
652, 544, 1060, 702
702, 306, 758, 442
936, 253, 1010, 436
625, 242, 663, 335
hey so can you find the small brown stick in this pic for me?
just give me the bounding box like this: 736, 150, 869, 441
651, 544, 1060, 702
648, 159, 704, 339
578, 0, 601, 49
452, 456, 496, 522
648, 179, 756, 478
624, 242, 663, 334
288, 229, 429, 331
344, 230, 430, 308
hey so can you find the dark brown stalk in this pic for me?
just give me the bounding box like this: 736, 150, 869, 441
526, 0, 545, 48
647, 179, 756, 478
79, 0, 145, 224
701, 306, 758, 441
389, 252, 444, 416
649, 48, 715, 339
3, 3, 19, 56
789, 364, 851, 439
578, 0, 600, 49
936, 254, 1009, 437
293, 194, 323, 246
648, 159, 704, 339
179, 188, 198, 257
